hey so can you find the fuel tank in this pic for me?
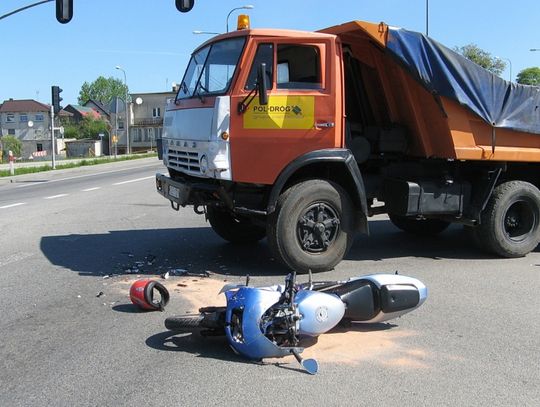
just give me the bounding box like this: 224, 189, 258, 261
296, 290, 345, 336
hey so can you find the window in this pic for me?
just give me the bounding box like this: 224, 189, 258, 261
8, 129, 15, 135
35, 114, 44, 122
152, 107, 161, 118
118, 120, 124, 129
276, 44, 321, 90
37, 143, 43, 152
20, 114, 28, 122
133, 128, 141, 142
245, 43, 273, 90
6, 114, 15, 123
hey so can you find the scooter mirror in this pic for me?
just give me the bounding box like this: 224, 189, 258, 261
301, 358, 319, 375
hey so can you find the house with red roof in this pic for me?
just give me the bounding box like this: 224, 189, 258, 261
63, 104, 102, 123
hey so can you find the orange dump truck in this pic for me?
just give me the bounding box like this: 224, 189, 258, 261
156, 18, 540, 272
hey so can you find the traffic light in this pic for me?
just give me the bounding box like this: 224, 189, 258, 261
56, 0, 73, 24
51, 86, 63, 114
176, 0, 195, 13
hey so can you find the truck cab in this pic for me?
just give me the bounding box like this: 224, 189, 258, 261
157, 23, 366, 272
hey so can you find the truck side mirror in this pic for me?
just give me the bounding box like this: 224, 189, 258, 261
258, 63, 269, 106
175, 0, 195, 13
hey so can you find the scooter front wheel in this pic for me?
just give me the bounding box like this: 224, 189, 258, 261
165, 314, 204, 331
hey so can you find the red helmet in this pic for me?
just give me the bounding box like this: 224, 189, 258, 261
129, 279, 170, 311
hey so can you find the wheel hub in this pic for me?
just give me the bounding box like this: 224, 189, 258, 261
503, 199, 537, 242
297, 203, 340, 253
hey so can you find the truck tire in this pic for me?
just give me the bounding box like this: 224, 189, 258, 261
389, 214, 450, 236
206, 207, 266, 244
267, 180, 355, 273
475, 181, 540, 257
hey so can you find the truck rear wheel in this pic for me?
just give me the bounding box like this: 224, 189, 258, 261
206, 207, 266, 244
389, 214, 450, 236
267, 180, 355, 273
474, 181, 540, 257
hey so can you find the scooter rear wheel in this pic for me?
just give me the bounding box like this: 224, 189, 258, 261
165, 314, 204, 331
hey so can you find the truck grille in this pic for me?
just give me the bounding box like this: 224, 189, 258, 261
167, 147, 201, 174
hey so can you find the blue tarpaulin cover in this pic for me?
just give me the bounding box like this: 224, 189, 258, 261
386, 27, 540, 135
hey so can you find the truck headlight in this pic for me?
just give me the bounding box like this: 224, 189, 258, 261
200, 154, 209, 174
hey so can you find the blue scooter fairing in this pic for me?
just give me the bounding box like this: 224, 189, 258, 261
224, 286, 295, 360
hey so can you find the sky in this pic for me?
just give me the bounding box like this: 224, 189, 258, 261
1, 0, 539, 106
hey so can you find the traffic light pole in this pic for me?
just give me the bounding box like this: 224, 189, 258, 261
50, 105, 56, 169
0, 0, 52, 21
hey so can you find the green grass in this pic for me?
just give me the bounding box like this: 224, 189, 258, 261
0, 153, 157, 177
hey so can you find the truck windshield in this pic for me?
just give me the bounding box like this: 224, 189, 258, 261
177, 37, 246, 100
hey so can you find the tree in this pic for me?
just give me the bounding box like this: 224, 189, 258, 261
454, 44, 506, 76
1, 135, 22, 159
516, 67, 540, 86
78, 76, 128, 105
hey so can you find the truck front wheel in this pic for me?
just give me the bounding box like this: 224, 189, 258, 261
267, 180, 355, 273
473, 181, 540, 257
206, 207, 266, 244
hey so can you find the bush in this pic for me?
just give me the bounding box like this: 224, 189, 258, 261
1, 135, 22, 159
63, 125, 79, 139
80, 115, 109, 139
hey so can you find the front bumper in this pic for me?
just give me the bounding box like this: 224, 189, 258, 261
155, 173, 227, 207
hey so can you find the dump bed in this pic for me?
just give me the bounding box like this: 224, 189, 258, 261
321, 21, 540, 162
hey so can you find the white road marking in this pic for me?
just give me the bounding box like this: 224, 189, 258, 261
44, 194, 68, 200
0, 202, 26, 209
113, 175, 154, 185
14, 163, 160, 188
82, 187, 101, 192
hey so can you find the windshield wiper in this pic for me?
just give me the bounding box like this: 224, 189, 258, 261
194, 85, 206, 103
181, 81, 189, 94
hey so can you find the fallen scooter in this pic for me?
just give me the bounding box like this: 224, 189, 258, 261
165, 272, 427, 374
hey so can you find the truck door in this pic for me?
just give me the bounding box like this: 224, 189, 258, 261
230, 37, 340, 185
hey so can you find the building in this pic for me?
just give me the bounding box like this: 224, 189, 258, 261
0, 86, 177, 158
83, 99, 110, 119
0, 98, 70, 159
63, 104, 103, 123
129, 90, 176, 152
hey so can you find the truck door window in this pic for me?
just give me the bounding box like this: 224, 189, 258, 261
245, 43, 274, 90
277, 45, 321, 90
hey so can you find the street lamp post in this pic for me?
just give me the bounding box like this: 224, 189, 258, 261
192, 30, 220, 35
496, 57, 513, 82
226, 5, 254, 32
115, 65, 130, 154
114, 97, 119, 158
425, 0, 429, 36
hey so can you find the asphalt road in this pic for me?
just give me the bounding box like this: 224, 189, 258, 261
0, 158, 538, 406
